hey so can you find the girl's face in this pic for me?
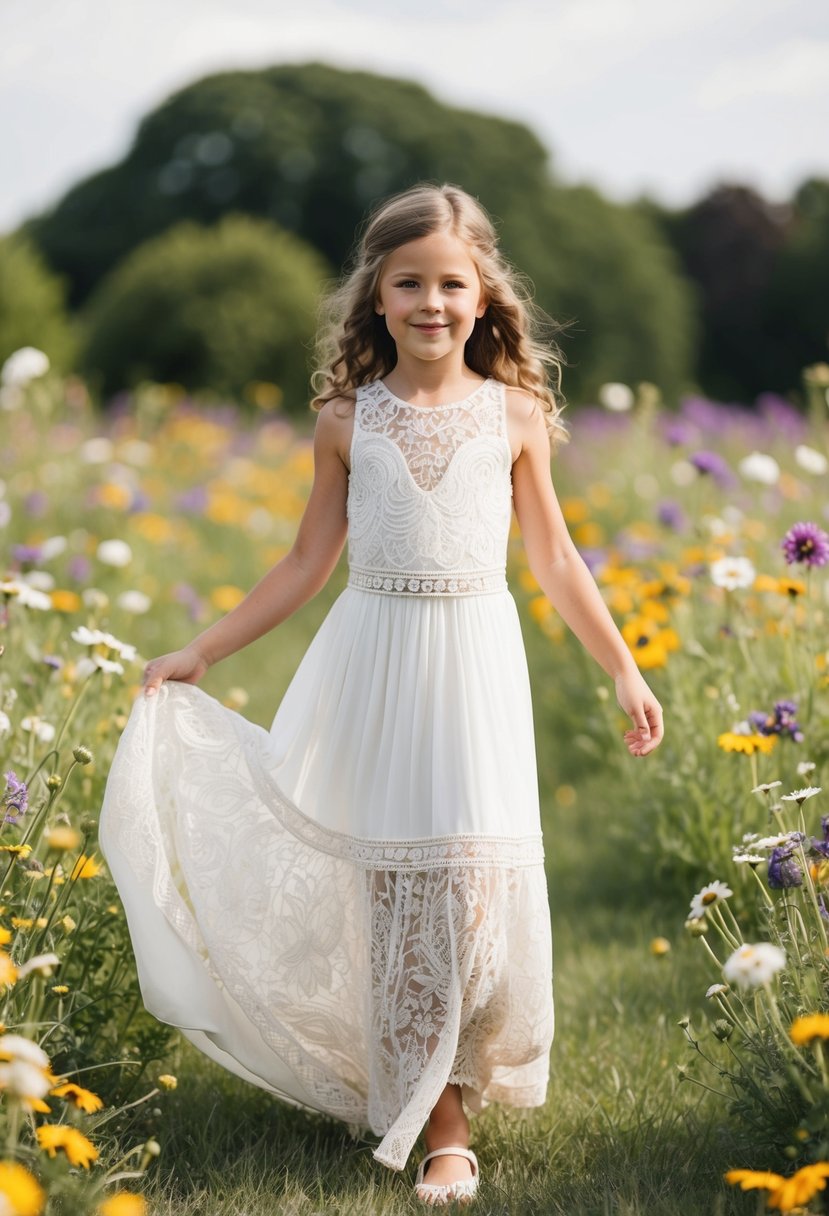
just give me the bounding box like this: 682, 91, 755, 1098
375, 230, 488, 365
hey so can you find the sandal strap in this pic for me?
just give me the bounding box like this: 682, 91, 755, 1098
417, 1146, 478, 1177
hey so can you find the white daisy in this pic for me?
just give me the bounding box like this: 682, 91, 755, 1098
722, 942, 785, 988
732, 852, 765, 865
751, 781, 782, 794
738, 451, 780, 485
710, 556, 756, 591
705, 983, 729, 999
598, 382, 634, 412
795, 444, 828, 476
781, 786, 822, 805
21, 716, 55, 743
96, 538, 132, 567
688, 880, 733, 921
796, 761, 816, 777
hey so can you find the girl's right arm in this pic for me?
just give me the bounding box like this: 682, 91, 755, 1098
142, 399, 351, 697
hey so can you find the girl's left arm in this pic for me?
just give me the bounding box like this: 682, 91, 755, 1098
510, 393, 663, 757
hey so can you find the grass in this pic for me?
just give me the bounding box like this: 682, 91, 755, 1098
104, 586, 758, 1215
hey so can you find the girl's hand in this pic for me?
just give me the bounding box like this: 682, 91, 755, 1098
615, 669, 664, 757
142, 645, 209, 698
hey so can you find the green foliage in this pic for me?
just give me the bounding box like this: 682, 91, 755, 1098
76, 213, 330, 407
20, 62, 552, 308
0, 232, 79, 373
501, 184, 700, 407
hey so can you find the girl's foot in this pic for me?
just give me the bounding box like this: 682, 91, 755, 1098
414, 1146, 478, 1206
418, 1150, 474, 1190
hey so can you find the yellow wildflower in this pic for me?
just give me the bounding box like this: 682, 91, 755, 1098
50, 1082, 104, 1113
157, 1073, 177, 1089
36, 1124, 99, 1169
650, 937, 671, 956
638, 598, 670, 623
210, 584, 246, 612
97, 1192, 147, 1215
725, 1162, 829, 1211
0, 1160, 45, 1215
43, 826, 81, 851
573, 521, 605, 547
129, 513, 175, 544
0, 927, 11, 946
51, 985, 69, 995
717, 732, 777, 756
527, 595, 553, 624
621, 616, 679, 670
70, 854, 102, 880
61, 915, 76, 934
50, 590, 82, 613
11, 918, 33, 930
789, 1013, 829, 1045
97, 483, 132, 510
0, 953, 18, 989
0, 844, 32, 858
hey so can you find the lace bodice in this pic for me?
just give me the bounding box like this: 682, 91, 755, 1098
346, 377, 513, 596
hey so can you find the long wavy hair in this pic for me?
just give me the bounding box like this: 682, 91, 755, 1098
309, 182, 572, 451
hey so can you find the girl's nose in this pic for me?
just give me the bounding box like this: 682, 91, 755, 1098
422, 285, 443, 310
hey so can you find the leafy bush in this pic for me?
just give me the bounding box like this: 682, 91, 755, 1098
77, 214, 330, 410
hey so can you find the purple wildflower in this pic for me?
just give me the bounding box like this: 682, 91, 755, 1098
43, 655, 63, 670
811, 816, 829, 859
3, 770, 29, 824
656, 499, 688, 532
11, 543, 44, 566
820, 894, 829, 922
175, 486, 209, 514
767, 845, 803, 889
67, 555, 92, 583
662, 418, 698, 446
689, 450, 736, 488
24, 491, 48, 517
781, 521, 829, 568
747, 699, 804, 743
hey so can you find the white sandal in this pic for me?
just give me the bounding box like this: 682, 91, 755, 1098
414, 1146, 479, 1206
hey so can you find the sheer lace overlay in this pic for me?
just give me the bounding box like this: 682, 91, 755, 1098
99, 683, 554, 1170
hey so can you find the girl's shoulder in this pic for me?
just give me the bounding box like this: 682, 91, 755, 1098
503, 383, 546, 425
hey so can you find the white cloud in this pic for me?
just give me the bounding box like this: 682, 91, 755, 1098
697, 37, 829, 108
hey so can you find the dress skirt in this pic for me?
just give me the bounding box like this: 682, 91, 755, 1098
97, 585, 555, 1170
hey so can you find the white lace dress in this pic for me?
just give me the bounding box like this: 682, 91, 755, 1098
97, 375, 555, 1171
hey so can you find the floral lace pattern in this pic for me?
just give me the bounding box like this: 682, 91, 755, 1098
98, 683, 554, 1171
346, 378, 513, 591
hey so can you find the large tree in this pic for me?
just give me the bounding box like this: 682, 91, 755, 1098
19, 62, 553, 309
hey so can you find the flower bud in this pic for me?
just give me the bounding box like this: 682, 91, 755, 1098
713, 1019, 733, 1041
46, 774, 62, 791
677, 1016, 690, 1029
685, 916, 709, 936
72, 745, 93, 765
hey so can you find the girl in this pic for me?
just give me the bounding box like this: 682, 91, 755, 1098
98, 181, 663, 1207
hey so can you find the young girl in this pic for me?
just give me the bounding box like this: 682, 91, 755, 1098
98, 181, 663, 1207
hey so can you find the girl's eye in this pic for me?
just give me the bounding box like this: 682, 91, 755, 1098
395, 280, 465, 289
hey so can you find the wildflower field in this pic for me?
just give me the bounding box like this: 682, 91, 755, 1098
1, 352, 828, 1215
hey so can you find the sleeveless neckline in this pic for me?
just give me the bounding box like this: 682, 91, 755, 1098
376, 376, 492, 411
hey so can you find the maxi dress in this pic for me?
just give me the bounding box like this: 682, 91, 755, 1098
97, 374, 555, 1171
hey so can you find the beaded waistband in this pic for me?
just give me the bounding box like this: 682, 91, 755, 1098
347, 565, 508, 597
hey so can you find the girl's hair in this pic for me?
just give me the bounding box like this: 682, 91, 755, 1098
309, 181, 571, 451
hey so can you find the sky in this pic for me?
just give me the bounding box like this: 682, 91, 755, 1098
1, 0, 828, 234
